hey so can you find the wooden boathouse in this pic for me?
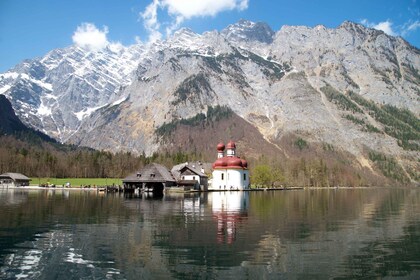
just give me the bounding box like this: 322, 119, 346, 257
0, 173, 31, 187
122, 163, 176, 194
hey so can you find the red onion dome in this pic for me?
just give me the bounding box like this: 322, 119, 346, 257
241, 159, 248, 168
227, 157, 242, 167
216, 142, 225, 152
226, 141, 236, 149
213, 157, 228, 168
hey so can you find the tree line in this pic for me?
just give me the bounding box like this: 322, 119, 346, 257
0, 133, 414, 187
0, 135, 207, 179
250, 157, 365, 188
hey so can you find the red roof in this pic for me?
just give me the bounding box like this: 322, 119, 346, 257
212, 141, 248, 169
212, 156, 248, 169
217, 142, 225, 152
226, 140, 236, 149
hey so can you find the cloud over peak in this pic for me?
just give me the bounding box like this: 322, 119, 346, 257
164, 0, 248, 19
72, 23, 109, 51
360, 18, 420, 39
361, 19, 396, 36
141, 0, 249, 42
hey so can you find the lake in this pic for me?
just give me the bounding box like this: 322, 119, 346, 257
0, 187, 419, 279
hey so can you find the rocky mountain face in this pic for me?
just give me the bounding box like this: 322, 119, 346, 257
1, 20, 419, 184
0, 94, 32, 135
0, 94, 55, 143
0, 44, 145, 142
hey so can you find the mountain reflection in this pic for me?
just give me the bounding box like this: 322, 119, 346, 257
0, 188, 419, 279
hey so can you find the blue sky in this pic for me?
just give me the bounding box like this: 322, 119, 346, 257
0, 0, 419, 72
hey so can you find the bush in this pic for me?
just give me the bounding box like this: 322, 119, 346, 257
156, 105, 233, 137
348, 91, 420, 151
295, 138, 308, 150
368, 151, 409, 183
321, 85, 363, 113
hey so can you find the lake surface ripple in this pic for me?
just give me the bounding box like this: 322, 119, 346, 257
0, 188, 419, 279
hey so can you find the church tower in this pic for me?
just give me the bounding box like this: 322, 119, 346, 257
211, 141, 249, 190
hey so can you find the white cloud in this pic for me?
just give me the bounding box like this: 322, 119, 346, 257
72, 23, 109, 51
402, 20, 420, 36
361, 18, 420, 41
134, 36, 143, 44
140, 0, 249, 42
407, 20, 420, 31
141, 0, 163, 42
373, 21, 397, 36
163, 0, 248, 19
108, 42, 124, 53
361, 19, 396, 36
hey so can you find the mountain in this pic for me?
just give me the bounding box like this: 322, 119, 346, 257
0, 94, 28, 134
221, 19, 275, 44
1, 20, 419, 185
0, 44, 145, 142
0, 94, 56, 143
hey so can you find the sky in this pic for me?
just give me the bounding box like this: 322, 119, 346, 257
0, 0, 419, 72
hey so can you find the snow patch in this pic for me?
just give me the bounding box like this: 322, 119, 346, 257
19, 73, 53, 91
44, 93, 57, 100
0, 85, 11, 94
37, 103, 52, 116
111, 96, 127, 106
1, 72, 19, 79
74, 105, 105, 121
37, 80, 53, 91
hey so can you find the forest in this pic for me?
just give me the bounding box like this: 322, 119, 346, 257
1, 132, 414, 187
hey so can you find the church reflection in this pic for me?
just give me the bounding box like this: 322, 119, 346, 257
210, 192, 249, 244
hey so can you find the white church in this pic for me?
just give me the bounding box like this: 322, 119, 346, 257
210, 141, 250, 190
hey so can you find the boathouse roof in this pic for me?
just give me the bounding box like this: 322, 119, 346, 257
123, 163, 176, 183
0, 173, 31, 181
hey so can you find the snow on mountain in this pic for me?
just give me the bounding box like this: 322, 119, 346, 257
0, 43, 145, 141
221, 19, 275, 44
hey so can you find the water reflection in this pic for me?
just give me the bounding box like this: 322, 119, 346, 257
211, 192, 249, 244
0, 189, 28, 205
0, 188, 418, 279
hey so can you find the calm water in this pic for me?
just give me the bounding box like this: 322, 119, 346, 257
0, 188, 419, 279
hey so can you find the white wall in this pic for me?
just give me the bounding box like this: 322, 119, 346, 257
182, 174, 201, 184
211, 169, 249, 190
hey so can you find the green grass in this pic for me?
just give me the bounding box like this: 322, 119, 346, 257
31, 178, 122, 187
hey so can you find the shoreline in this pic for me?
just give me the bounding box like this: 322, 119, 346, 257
2, 185, 415, 193
3, 185, 101, 191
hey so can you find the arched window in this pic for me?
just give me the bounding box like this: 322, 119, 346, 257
221, 173, 224, 180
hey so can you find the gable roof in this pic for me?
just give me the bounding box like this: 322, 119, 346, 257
180, 165, 208, 177
123, 163, 176, 183
171, 162, 210, 180
0, 173, 31, 181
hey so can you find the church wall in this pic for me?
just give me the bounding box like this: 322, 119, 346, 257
212, 169, 227, 190
211, 169, 249, 190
